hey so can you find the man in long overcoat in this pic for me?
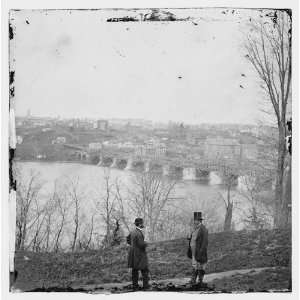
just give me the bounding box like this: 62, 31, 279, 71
188, 212, 208, 285
126, 218, 149, 290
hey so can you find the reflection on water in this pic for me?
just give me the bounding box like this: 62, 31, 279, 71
15, 161, 249, 231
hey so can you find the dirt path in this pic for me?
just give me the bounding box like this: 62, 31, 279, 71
73, 266, 276, 293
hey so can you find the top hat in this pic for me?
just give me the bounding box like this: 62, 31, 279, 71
194, 212, 203, 221
134, 218, 144, 227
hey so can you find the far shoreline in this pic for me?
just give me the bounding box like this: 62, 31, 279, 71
14, 159, 96, 166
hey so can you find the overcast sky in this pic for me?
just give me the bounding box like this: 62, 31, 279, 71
11, 8, 270, 124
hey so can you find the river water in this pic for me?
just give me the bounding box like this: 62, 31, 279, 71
15, 161, 250, 233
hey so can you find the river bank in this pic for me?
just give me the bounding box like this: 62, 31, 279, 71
14, 158, 93, 165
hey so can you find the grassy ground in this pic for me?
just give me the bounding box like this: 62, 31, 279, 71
13, 228, 291, 291
210, 267, 291, 292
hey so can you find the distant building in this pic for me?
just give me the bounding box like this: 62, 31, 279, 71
240, 126, 259, 137
97, 120, 108, 131
108, 119, 130, 129
88, 142, 102, 151
240, 144, 258, 160
42, 127, 52, 132
21, 116, 55, 127
204, 137, 240, 160
186, 133, 205, 146
129, 119, 153, 128
134, 143, 166, 158
52, 136, 66, 144
155, 144, 167, 157
123, 142, 134, 148
68, 119, 92, 129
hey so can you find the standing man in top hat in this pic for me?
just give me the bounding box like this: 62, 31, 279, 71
188, 212, 208, 285
126, 218, 150, 290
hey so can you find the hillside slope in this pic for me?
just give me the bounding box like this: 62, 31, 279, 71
14, 228, 291, 291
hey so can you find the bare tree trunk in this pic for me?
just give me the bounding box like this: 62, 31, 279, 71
44, 214, 52, 251
223, 186, 233, 232
128, 171, 176, 242
66, 177, 82, 252
114, 180, 130, 232
54, 220, 64, 252
20, 218, 27, 250
280, 152, 291, 226
20, 204, 31, 250
86, 215, 95, 249
71, 210, 79, 252
274, 126, 287, 227
29, 214, 45, 252
53, 192, 68, 252
98, 171, 116, 247
244, 11, 291, 228
16, 221, 22, 250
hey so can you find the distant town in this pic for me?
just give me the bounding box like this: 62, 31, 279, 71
15, 111, 277, 174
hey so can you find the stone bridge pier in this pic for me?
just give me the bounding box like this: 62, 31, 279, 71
144, 161, 163, 173
162, 165, 170, 176
182, 168, 211, 181
97, 154, 103, 166
100, 156, 113, 167
110, 157, 118, 168
183, 167, 197, 180
134, 161, 145, 172
216, 172, 239, 186
230, 175, 239, 186
174, 166, 184, 178
144, 161, 151, 173
76, 151, 88, 161
196, 169, 210, 181
125, 158, 133, 171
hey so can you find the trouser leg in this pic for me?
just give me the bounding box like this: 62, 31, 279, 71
189, 268, 197, 284
141, 269, 149, 289
132, 269, 139, 289
190, 256, 198, 284
198, 269, 205, 284
197, 262, 206, 285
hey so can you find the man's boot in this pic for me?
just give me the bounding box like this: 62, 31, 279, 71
142, 269, 150, 290
198, 269, 205, 286
132, 269, 139, 290
189, 268, 197, 284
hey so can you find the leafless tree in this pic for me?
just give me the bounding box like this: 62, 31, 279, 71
170, 193, 224, 236
239, 175, 274, 230
15, 168, 44, 250
42, 189, 59, 251
155, 209, 185, 240
244, 10, 292, 227
53, 183, 71, 252
77, 213, 96, 250
86, 214, 96, 249
66, 176, 84, 252
128, 171, 176, 242
94, 169, 117, 247
114, 178, 130, 233
218, 172, 239, 232
28, 198, 47, 252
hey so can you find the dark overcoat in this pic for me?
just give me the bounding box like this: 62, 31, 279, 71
193, 224, 208, 264
127, 228, 148, 270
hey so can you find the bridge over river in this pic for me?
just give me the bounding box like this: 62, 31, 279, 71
63, 144, 274, 182
98, 147, 274, 182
